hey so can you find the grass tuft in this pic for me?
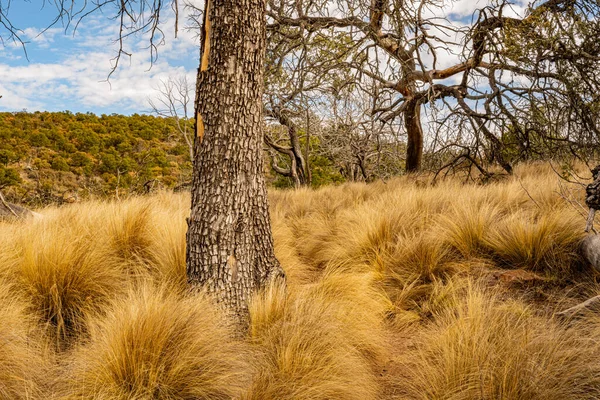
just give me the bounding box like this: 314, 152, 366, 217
60, 284, 246, 400
0, 284, 49, 399
397, 282, 600, 400
484, 211, 584, 274
0, 216, 125, 347
246, 272, 387, 399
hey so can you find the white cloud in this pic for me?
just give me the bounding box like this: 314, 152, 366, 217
22, 27, 63, 48
442, 0, 528, 19
0, 7, 200, 114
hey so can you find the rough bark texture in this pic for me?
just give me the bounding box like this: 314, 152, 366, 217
186, 0, 285, 324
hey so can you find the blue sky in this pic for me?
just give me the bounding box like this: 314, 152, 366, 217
0, 1, 200, 115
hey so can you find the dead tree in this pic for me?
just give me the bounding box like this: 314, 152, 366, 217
149, 76, 195, 162
267, 0, 600, 174
263, 23, 336, 187
317, 81, 404, 181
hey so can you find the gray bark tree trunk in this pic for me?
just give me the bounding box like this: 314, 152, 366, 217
186, 0, 285, 325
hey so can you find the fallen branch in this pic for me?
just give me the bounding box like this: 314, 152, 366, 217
0, 190, 19, 218
558, 295, 600, 320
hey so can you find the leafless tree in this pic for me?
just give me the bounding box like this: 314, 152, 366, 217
0, 0, 171, 78
149, 76, 195, 161
263, 17, 338, 187
267, 0, 600, 175
317, 79, 404, 181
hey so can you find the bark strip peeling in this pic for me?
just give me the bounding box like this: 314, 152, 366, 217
200, 0, 211, 72
196, 0, 212, 142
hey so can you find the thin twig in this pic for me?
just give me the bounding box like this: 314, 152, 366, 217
517, 177, 540, 209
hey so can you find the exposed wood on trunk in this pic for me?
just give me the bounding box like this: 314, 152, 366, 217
200, 0, 211, 72
187, 0, 285, 327
196, 0, 212, 144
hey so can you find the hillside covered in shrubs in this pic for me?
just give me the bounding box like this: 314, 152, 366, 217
0, 111, 193, 205
0, 111, 348, 205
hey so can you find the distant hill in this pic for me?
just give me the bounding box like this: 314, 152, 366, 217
0, 111, 193, 206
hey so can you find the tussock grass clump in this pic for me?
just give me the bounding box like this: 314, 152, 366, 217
0, 284, 49, 399
386, 231, 454, 282
143, 205, 188, 287
271, 220, 313, 286
484, 211, 584, 274
0, 216, 125, 346
391, 275, 473, 324
300, 272, 391, 364
246, 272, 388, 400
292, 212, 344, 271
439, 204, 499, 259
103, 200, 155, 276
61, 284, 246, 400
397, 282, 600, 400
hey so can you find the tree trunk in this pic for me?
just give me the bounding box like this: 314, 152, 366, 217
404, 100, 423, 173
265, 108, 311, 187
186, 0, 285, 325
289, 132, 309, 187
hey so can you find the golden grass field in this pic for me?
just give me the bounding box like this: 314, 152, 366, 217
2, 163, 600, 399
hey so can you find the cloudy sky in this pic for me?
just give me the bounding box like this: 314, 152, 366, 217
0, 1, 200, 114
0, 0, 528, 115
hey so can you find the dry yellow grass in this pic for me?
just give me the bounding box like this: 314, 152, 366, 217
58, 284, 246, 400
0, 214, 126, 347
0, 284, 49, 399
396, 282, 600, 400
0, 163, 597, 398
484, 211, 584, 274
245, 273, 386, 400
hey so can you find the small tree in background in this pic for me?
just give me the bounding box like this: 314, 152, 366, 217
149, 76, 195, 162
